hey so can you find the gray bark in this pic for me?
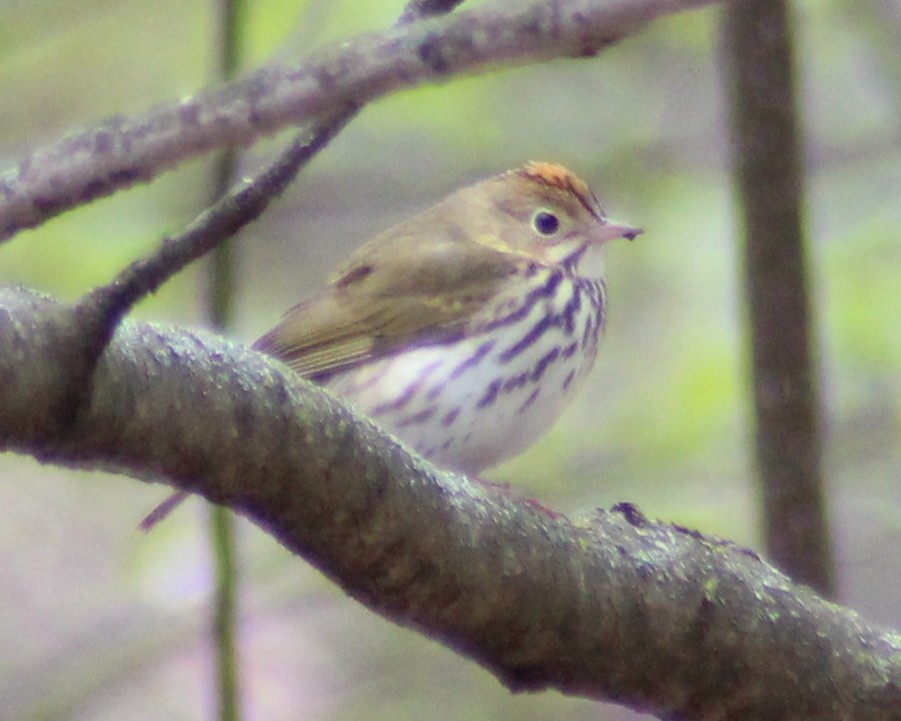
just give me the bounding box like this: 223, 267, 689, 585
1, 287, 898, 721
0, 0, 720, 240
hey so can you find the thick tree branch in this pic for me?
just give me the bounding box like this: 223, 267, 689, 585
1, 287, 898, 721
0, 0, 720, 241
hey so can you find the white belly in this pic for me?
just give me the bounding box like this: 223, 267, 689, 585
326, 275, 606, 474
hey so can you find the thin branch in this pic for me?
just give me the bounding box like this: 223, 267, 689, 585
76, 0, 468, 360
16, 108, 355, 445
0, 0, 721, 241
400, 0, 468, 23
54, 0, 469, 528
1, 287, 898, 721
206, 0, 248, 718
83, 108, 354, 328
199, 2, 468, 718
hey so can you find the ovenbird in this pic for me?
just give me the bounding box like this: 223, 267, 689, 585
142, 162, 639, 527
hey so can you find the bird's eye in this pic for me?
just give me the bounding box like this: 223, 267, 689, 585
531, 210, 560, 236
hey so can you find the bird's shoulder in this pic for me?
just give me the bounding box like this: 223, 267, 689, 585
253, 223, 529, 380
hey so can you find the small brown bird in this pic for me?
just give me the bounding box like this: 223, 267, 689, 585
142, 162, 639, 527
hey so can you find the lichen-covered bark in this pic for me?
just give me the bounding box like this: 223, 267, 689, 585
1, 287, 898, 721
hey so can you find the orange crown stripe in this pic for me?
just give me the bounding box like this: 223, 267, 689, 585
516, 161, 604, 219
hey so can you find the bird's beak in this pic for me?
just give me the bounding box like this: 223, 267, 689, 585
594, 219, 643, 243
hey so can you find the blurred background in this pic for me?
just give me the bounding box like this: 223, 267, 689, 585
0, 0, 898, 719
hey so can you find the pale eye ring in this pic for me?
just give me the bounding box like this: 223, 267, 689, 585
531, 210, 560, 236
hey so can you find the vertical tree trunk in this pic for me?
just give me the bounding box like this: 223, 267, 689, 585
206, 2, 246, 719
721, 0, 835, 595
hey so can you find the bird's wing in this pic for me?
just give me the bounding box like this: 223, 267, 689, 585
253, 225, 520, 381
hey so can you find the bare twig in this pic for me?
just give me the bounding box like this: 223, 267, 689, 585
30, 107, 355, 438
197, 1, 468, 717
0, 0, 720, 241
400, 0, 467, 23
205, 1, 247, 718
94, 0, 472, 533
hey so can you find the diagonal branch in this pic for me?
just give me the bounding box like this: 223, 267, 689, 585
1, 286, 898, 721
35, 1, 467, 498
70, 0, 468, 384
0, 0, 721, 241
